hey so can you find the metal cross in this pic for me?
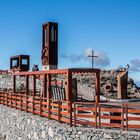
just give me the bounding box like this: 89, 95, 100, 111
88, 50, 98, 68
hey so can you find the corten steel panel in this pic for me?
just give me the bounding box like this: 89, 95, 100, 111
10, 55, 30, 72
41, 22, 58, 66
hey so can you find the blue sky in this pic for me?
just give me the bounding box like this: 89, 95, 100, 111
0, 0, 140, 82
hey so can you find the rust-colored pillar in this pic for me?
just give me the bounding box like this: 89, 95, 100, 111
95, 72, 100, 104
66, 70, 72, 126
66, 71, 72, 101
117, 71, 128, 99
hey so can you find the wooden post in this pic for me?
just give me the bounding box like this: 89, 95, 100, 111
13, 75, 16, 93
125, 104, 128, 131
40, 96, 42, 117
15, 94, 17, 109
95, 103, 97, 128
47, 74, 51, 119
43, 74, 47, 98
95, 72, 100, 104
117, 71, 128, 99
98, 104, 101, 128
58, 101, 61, 122
66, 70, 72, 126
25, 75, 29, 112
33, 75, 36, 114
122, 104, 124, 130
10, 93, 12, 107
20, 95, 22, 110
74, 103, 76, 127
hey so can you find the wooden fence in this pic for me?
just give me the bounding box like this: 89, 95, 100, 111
0, 92, 140, 131
0, 92, 72, 125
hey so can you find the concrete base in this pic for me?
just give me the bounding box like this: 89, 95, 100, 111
42, 65, 57, 70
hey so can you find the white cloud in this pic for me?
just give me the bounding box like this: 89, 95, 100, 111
84, 48, 110, 67
62, 48, 110, 67
129, 59, 140, 72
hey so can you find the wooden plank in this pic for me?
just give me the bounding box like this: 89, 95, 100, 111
128, 116, 140, 121
128, 124, 140, 129
61, 105, 70, 110
100, 108, 122, 113
60, 117, 70, 123
75, 107, 96, 112
42, 107, 48, 111
34, 100, 40, 104
128, 109, 140, 113
34, 110, 40, 115
60, 112, 70, 117
42, 102, 48, 105
76, 120, 96, 126
41, 112, 48, 117
101, 115, 122, 120
28, 99, 33, 102
34, 105, 40, 108
100, 123, 122, 128
50, 114, 59, 120
28, 109, 33, 113
50, 109, 58, 114
76, 114, 96, 118
50, 103, 58, 107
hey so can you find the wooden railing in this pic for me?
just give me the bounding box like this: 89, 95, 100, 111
0, 92, 72, 125
98, 103, 124, 130
74, 102, 97, 127
0, 92, 140, 130
125, 104, 140, 130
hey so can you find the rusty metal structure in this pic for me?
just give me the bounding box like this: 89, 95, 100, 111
0, 68, 100, 127
41, 22, 58, 70
0, 21, 139, 131
10, 55, 30, 72
117, 70, 128, 99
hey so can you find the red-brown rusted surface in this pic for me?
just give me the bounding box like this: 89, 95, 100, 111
10, 55, 30, 72
41, 22, 58, 67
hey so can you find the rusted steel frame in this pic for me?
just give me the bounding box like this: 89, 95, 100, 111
95, 72, 100, 104
13, 68, 100, 76
13, 69, 68, 76
66, 70, 72, 126
70, 68, 100, 74
25, 75, 29, 112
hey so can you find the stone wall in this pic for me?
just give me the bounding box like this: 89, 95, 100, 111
0, 105, 140, 140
